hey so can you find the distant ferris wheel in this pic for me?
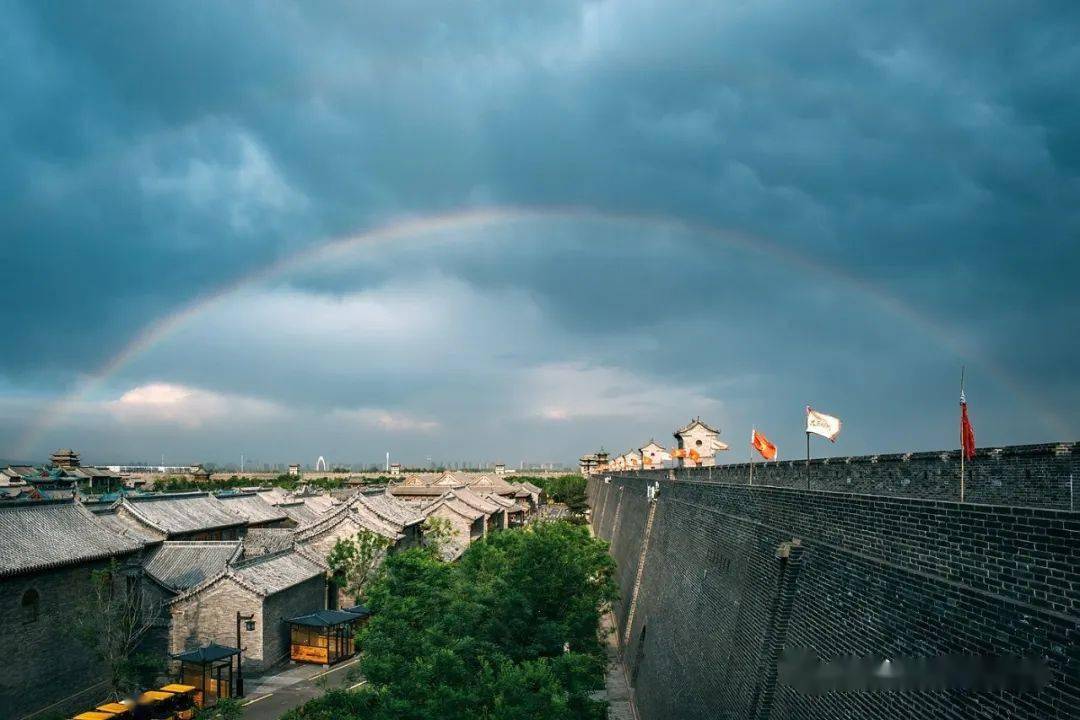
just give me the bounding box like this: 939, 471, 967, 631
315, 456, 327, 471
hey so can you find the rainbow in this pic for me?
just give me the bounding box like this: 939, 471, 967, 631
14, 204, 1068, 455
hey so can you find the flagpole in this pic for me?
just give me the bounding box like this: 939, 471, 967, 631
960, 366, 966, 503
749, 428, 755, 487
805, 431, 811, 490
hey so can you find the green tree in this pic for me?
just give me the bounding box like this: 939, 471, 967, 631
514, 475, 589, 514
193, 697, 244, 720
286, 521, 615, 720
327, 529, 393, 603
420, 515, 458, 555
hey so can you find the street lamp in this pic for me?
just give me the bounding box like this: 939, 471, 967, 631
236, 612, 255, 697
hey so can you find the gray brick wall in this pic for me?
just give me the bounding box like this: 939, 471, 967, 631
0, 557, 142, 719
588, 443, 1080, 720
170, 579, 264, 669
261, 575, 326, 668
169, 574, 326, 674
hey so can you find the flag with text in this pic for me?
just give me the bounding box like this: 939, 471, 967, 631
806, 406, 842, 442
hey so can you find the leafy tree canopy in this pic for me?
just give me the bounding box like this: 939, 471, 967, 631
327, 529, 393, 603
513, 475, 589, 513
284, 521, 616, 720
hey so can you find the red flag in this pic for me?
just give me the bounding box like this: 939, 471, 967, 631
960, 390, 976, 460
751, 429, 778, 461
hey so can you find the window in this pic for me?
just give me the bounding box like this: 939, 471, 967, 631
21, 589, 39, 623
695, 439, 703, 446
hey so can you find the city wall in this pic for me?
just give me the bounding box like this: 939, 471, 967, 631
663, 442, 1077, 509
588, 442, 1080, 720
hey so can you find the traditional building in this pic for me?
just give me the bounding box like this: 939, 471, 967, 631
166, 549, 326, 674
673, 417, 729, 467
142, 541, 245, 627
192, 465, 212, 483
0, 499, 146, 718
353, 492, 425, 547
68, 465, 123, 493
110, 492, 248, 541
485, 492, 526, 527
451, 487, 507, 532
493, 463, 507, 476
389, 484, 453, 501
432, 470, 469, 488
274, 500, 323, 526
578, 454, 598, 476
49, 448, 80, 470
639, 440, 669, 469
467, 474, 518, 498
419, 491, 486, 560
293, 497, 402, 561
514, 481, 544, 509
291, 492, 421, 607
288, 464, 302, 477
389, 463, 401, 476
216, 492, 293, 529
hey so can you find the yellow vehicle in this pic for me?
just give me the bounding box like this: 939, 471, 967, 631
134, 689, 177, 720
95, 703, 134, 720
159, 684, 198, 719
72, 713, 116, 720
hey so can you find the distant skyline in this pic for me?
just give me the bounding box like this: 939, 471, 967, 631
2, 2, 1078, 465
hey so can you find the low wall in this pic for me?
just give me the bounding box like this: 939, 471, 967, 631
589, 444, 1080, 720
620, 441, 1077, 509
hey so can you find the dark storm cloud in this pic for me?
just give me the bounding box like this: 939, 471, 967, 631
1, 0, 1078, 459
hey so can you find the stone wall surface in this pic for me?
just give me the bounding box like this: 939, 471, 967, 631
0, 561, 121, 719
589, 442, 1080, 720
169, 579, 263, 669
260, 575, 326, 668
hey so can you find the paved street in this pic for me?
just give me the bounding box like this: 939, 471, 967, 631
240, 657, 365, 720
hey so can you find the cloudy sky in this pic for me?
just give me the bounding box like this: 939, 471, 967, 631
2, 1, 1077, 467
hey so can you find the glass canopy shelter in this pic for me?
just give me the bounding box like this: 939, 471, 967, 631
171, 642, 240, 707
287, 609, 364, 665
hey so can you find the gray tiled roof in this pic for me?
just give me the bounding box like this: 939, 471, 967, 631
69, 466, 121, 480
468, 475, 517, 495
243, 528, 296, 557
119, 492, 246, 535
389, 485, 450, 497
675, 417, 720, 436
295, 499, 402, 542
431, 471, 469, 487
230, 550, 323, 596
485, 492, 522, 511
275, 500, 320, 526
452, 487, 501, 515
358, 492, 424, 527
299, 494, 337, 514
91, 508, 163, 543
216, 493, 289, 524
423, 494, 484, 522
145, 541, 242, 592
0, 499, 143, 577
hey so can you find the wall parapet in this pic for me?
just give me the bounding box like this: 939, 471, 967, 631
598, 441, 1078, 510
